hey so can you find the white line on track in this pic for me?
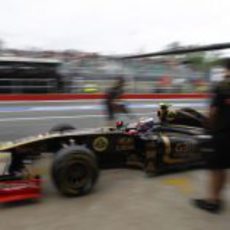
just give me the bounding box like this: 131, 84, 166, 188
0, 113, 151, 122
0, 114, 104, 122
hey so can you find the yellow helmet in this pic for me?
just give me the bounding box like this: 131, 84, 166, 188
167, 110, 176, 121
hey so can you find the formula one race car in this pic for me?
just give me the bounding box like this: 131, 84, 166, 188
0, 107, 210, 203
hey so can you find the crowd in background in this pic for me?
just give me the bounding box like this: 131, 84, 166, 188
0, 48, 220, 94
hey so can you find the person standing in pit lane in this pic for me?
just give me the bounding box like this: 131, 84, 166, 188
104, 76, 131, 126
192, 58, 230, 214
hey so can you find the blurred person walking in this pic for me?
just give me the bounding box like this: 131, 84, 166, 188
104, 76, 131, 126
192, 59, 230, 214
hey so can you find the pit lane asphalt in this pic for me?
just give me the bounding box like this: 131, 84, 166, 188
0, 100, 229, 230
0, 99, 207, 141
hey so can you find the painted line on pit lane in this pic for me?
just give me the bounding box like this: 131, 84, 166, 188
28, 102, 207, 111
0, 114, 126, 122
0, 102, 207, 113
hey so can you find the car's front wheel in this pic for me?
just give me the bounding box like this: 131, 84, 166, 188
51, 145, 99, 196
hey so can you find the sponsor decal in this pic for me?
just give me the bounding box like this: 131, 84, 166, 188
161, 135, 185, 164
0, 182, 39, 191
93, 137, 109, 152
175, 143, 189, 153
173, 142, 195, 159
116, 137, 134, 151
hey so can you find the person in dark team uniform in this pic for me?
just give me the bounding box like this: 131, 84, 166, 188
104, 76, 130, 126
193, 58, 230, 213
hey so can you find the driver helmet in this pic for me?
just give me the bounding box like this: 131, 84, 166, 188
159, 102, 171, 110
166, 110, 176, 121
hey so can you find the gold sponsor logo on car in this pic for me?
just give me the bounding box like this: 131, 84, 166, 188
93, 137, 109, 152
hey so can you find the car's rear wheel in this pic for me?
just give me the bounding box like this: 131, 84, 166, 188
52, 146, 99, 196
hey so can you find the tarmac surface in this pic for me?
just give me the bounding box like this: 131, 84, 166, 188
0, 100, 229, 230
0, 99, 207, 140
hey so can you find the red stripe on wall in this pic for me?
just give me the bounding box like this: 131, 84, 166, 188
0, 93, 210, 101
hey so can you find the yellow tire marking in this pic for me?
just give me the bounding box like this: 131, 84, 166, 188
162, 177, 193, 194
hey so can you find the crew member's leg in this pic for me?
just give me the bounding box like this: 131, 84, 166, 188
108, 105, 115, 126
116, 101, 135, 119
209, 170, 227, 202
192, 135, 229, 213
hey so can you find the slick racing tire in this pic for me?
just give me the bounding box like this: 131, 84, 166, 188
49, 124, 76, 133
52, 146, 99, 197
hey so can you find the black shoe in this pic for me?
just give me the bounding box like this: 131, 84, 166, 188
192, 199, 223, 214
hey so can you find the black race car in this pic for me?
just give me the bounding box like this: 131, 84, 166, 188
0, 106, 211, 202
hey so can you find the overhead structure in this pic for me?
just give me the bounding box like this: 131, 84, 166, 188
120, 42, 230, 59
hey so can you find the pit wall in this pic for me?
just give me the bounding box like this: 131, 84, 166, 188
0, 93, 209, 101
